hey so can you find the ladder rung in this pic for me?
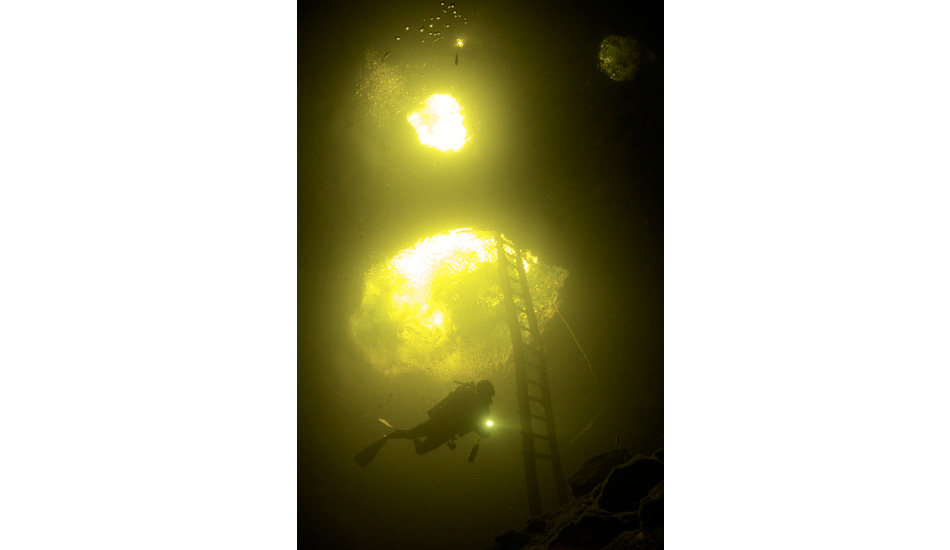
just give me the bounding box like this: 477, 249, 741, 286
526, 378, 542, 387
522, 431, 550, 441
529, 395, 546, 405
521, 352, 544, 368
522, 450, 552, 459
524, 356, 543, 366
529, 413, 547, 422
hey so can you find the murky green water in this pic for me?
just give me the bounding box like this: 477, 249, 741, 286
299, 1, 663, 548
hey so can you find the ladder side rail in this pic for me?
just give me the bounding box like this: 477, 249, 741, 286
495, 234, 543, 516
512, 246, 570, 506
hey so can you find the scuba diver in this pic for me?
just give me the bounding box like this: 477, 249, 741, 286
354, 379, 495, 467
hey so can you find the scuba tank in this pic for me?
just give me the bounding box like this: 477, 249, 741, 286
427, 380, 475, 419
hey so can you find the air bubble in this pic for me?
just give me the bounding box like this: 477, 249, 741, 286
405, 26, 410, 30
396, 36, 400, 40
420, 27, 424, 32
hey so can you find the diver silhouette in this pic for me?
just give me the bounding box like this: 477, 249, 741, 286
354, 379, 495, 467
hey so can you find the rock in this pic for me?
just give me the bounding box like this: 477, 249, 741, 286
529, 493, 597, 548
491, 448, 664, 550
546, 510, 631, 550
601, 530, 642, 550
638, 481, 663, 531
601, 527, 663, 550
494, 529, 532, 550
596, 456, 664, 514
524, 513, 550, 534
568, 448, 632, 498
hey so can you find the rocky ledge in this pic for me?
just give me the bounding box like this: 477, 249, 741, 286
492, 448, 663, 550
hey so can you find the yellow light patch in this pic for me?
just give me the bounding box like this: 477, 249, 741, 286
408, 94, 468, 151
391, 229, 495, 288
349, 228, 569, 381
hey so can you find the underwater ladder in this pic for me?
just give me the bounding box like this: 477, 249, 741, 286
494, 233, 569, 516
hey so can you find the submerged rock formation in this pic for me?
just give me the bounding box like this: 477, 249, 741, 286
492, 448, 663, 550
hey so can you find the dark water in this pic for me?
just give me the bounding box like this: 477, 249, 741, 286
299, 0, 663, 548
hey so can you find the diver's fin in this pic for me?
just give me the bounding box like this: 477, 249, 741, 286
378, 418, 396, 430
354, 436, 388, 467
